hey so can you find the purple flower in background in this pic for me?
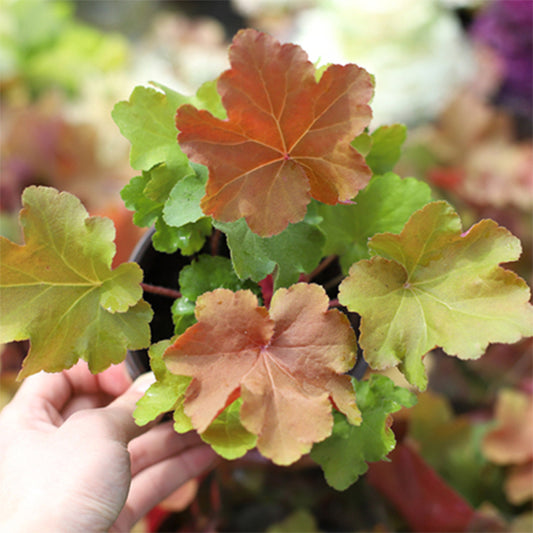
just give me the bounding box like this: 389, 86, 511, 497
471, 0, 532, 137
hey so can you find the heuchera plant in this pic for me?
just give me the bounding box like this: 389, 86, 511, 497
1, 29, 532, 489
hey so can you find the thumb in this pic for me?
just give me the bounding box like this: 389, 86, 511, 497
97, 371, 157, 444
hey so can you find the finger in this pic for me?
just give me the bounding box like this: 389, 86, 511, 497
91, 371, 157, 444
60, 363, 133, 418
4, 370, 72, 428
113, 445, 219, 531
10, 361, 132, 419
129, 422, 206, 476
65, 361, 133, 398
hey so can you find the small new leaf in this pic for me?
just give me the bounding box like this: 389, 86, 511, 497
0, 187, 152, 379
311, 375, 416, 490
163, 164, 208, 227
177, 29, 373, 236
339, 201, 533, 389
164, 284, 360, 465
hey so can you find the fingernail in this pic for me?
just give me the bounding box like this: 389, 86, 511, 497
133, 371, 156, 393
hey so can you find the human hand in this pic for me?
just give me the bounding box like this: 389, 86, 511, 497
0, 361, 218, 532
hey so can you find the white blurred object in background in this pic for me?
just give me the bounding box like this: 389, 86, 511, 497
233, 0, 475, 127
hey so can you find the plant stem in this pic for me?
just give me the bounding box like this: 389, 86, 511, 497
304, 255, 338, 282
141, 283, 182, 300
328, 298, 340, 308
210, 229, 222, 255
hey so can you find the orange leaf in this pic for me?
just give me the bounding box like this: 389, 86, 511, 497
482, 388, 533, 504
506, 461, 533, 505
482, 389, 533, 465
176, 29, 373, 236
164, 283, 360, 465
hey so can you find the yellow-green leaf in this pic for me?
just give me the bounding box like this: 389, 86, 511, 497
0, 186, 152, 379
339, 201, 533, 390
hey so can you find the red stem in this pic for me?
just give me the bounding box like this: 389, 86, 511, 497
141, 283, 182, 300
303, 255, 338, 282
328, 298, 340, 308
210, 229, 222, 255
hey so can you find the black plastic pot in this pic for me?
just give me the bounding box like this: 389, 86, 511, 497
126, 228, 367, 380
125, 227, 186, 379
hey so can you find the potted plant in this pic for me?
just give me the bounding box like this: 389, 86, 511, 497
1, 28, 532, 495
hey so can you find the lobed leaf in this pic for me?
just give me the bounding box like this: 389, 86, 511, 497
134, 340, 191, 426
163, 164, 208, 228
339, 201, 533, 390
112, 83, 191, 172
311, 374, 416, 490
152, 216, 212, 255
164, 283, 359, 465
0, 187, 152, 379
365, 124, 407, 175
199, 399, 258, 460
215, 217, 325, 289
171, 254, 261, 335
134, 341, 256, 460
115, 81, 221, 253
317, 173, 432, 273
177, 29, 373, 237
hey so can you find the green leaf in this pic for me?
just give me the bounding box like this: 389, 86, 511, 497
366, 124, 407, 175
112, 83, 191, 172
152, 217, 212, 255
172, 254, 260, 335
189, 79, 226, 119
351, 131, 372, 157
4, 0, 128, 96
173, 401, 194, 433
339, 201, 533, 390
0, 186, 152, 379
406, 392, 504, 508
215, 218, 325, 289
163, 164, 208, 227
266, 509, 319, 533
134, 340, 191, 426
113, 83, 194, 243
200, 399, 257, 460
180, 255, 260, 300
311, 375, 416, 490
114, 80, 223, 259
317, 173, 432, 273
143, 162, 186, 203
171, 297, 197, 336
120, 173, 162, 228
122, 163, 210, 254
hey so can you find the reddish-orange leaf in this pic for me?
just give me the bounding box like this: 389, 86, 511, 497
176, 29, 373, 236
164, 283, 360, 465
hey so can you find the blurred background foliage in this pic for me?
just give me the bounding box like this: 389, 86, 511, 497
1, 1, 532, 531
